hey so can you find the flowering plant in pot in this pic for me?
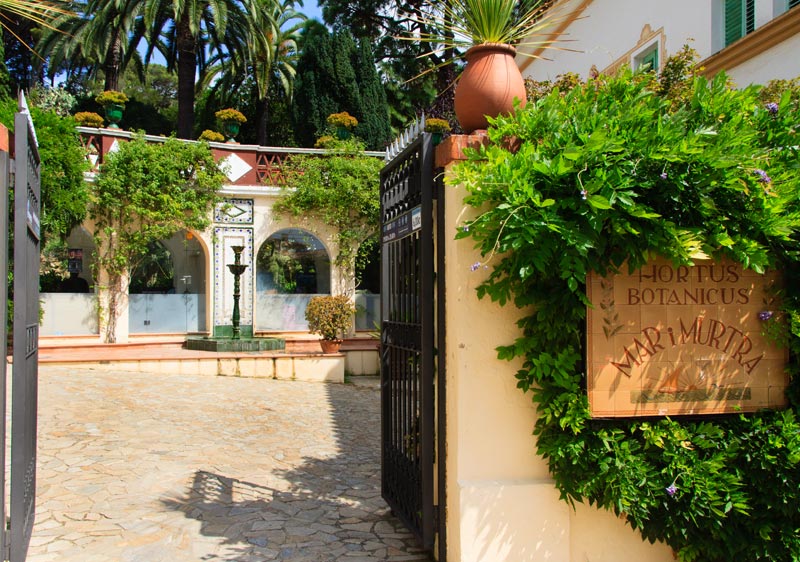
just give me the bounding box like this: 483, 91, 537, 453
199, 129, 225, 142
95, 90, 128, 129
327, 111, 358, 139
215, 108, 247, 142
424, 117, 451, 144
305, 295, 355, 354
404, 0, 569, 133
74, 111, 104, 128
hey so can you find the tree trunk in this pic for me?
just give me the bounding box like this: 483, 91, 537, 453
255, 96, 270, 146
103, 33, 123, 92
176, 13, 196, 139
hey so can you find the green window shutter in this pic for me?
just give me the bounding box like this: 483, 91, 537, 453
725, 0, 755, 46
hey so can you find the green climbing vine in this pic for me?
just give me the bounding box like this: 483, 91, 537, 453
453, 51, 800, 561
274, 138, 382, 278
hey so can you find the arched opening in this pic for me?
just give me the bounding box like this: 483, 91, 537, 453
128, 230, 207, 333
255, 228, 331, 331
355, 237, 380, 331
129, 241, 174, 294
39, 225, 99, 336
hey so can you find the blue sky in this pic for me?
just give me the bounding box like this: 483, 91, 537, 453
299, 0, 324, 23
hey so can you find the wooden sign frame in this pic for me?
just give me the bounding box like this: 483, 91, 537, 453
586, 258, 788, 417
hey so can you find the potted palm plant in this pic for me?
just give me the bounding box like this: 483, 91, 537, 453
407, 0, 568, 133
305, 295, 355, 354
95, 90, 128, 129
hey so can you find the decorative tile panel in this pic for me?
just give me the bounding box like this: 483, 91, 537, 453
215, 198, 254, 224
213, 227, 254, 328
218, 153, 253, 182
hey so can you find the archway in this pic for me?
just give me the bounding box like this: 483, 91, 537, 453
39, 225, 99, 336
255, 228, 331, 331
354, 237, 380, 331
128, 230, 207, 333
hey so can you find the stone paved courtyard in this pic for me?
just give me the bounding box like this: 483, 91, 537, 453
28, 366, 433, 561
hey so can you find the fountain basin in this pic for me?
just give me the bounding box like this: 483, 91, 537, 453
186, 336, 285, 352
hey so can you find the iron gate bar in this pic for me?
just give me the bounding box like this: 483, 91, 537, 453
10, 96, 41, 562
380, 132, 435, 550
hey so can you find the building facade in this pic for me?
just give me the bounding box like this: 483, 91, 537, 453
519, 0, 800, 85
41, 128, 382, 343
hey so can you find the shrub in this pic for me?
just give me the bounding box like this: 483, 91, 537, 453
314, 135, 337, 148
74, 111, 104, 127
326, 111, 358, 129
214, 108, 247, 123
424, 117, 451, 133
198, 129, 225, 142
305, 295, 355, 341
95, 90, 129, 107
455, 55, 800, 560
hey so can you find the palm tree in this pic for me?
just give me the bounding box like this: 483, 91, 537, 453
142, 0, 242, 138
0, 0, 69, 30
218, 0, 304, 145
38, 0, 144, 92
0, 0, 73, 88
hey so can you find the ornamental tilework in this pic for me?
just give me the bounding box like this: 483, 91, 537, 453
215, 198, 254, 224
218, 153, 253, 182
213, 227, 254, 328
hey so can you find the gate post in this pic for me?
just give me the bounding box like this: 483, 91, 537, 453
0, 121, 10, 562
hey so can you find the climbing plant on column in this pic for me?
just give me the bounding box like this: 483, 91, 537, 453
453, 55, 800, 561
90, 135, 224, 342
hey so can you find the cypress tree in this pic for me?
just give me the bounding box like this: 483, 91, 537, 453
293, 22, 338, 147
352, 39, 391, 150
293, 26, 391, 149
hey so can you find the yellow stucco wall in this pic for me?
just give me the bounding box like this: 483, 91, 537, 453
440, 137, 675, 562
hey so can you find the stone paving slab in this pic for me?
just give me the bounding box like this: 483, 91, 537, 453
28, 367, 431, 561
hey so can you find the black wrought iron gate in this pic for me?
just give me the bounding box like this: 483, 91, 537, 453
380, 128, 445, 559
2, 93, 41, 562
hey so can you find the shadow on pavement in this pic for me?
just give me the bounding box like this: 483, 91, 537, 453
161, 382, 433, 562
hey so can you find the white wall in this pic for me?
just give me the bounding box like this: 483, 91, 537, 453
522, 0, 712, 81
726, 33, 800, 84
440, 138, 675, 561
521, 0, 795, 82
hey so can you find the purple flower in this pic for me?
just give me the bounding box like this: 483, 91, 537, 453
580, 189, 587, 200
462, 225, 469, 232
765, 102, 779, 115
758, 310, 773, 321
665, 483, 678, 497
755, 169, 771, 183
660, 172, 668, 180
470, 262, 481, 272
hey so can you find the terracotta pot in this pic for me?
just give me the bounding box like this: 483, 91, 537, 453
319, 339, 342, 354
454, 43, 527, 134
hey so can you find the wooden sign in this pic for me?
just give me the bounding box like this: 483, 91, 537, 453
586, 258, 788, 417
